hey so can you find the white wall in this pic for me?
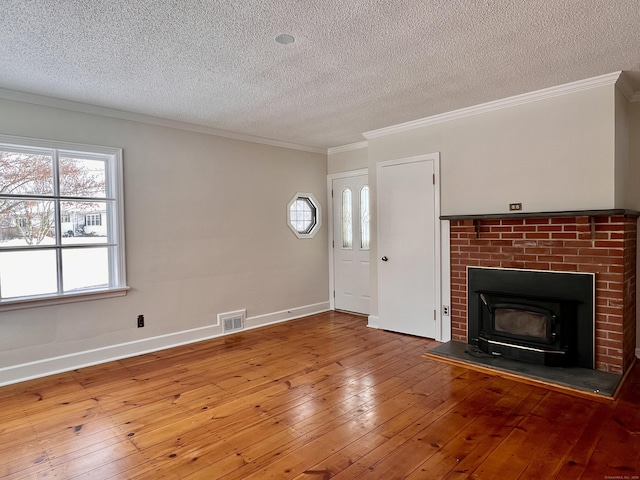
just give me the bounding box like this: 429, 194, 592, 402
624, 100, 640, 209
616, 87, 631, 208
369, 84, 617, 216
328, 146, 368, 175
358, 84, 618, 321
0, 98, 329, 385
630, 101, 640, 357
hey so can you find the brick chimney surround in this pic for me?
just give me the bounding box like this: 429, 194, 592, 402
442, 209, 639, 375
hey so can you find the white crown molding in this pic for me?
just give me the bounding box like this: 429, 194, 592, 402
327, 140, 368, 155
616, 72, 640, 103
0, 88, 325, 154
363, 71, 624, 140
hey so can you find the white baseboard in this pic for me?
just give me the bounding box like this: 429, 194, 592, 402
367, 315, 380, 329
0, 301, 330, 387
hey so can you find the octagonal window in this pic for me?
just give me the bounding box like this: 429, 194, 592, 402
287, 193, 321, 238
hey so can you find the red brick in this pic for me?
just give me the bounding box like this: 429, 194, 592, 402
550, 263, 579, 272
596, 223, 626, 232
523, 218, 551, 225
524, 232, 551, 239
594, 240, 624, 248
513, 225, 537, 232
578, 248, 608, 256
491, 225, 513, 232
502, 261, 526, 269
595, 306, 623, 316
537, 255, 564, 263
551, 217, 577, 224
536, 225, 563, 232
502, 233, 525, 239
551, 232, 579, 240
523, 262, 550, 270
596, 322, 624, 333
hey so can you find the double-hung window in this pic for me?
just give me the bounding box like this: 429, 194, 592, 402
0, 134, 127, 310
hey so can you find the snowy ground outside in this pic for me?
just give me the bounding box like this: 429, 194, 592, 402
0, 236, 108, 298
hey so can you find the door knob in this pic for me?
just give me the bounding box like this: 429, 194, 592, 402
381, 256, 388, 262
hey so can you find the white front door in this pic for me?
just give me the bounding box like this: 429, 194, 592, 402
332, 174, 370, 314
377, 155, 439, 338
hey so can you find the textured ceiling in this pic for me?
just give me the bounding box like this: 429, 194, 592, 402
1, 0, 640, 151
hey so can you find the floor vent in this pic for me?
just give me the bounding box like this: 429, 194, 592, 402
219, 309, 246, 333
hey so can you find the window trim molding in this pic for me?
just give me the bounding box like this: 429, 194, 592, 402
287, 192, 322, 239
0, 133, 128, 310
0, 287, 130, 312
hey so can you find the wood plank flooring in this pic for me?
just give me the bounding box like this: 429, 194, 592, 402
0, 310, 639, 479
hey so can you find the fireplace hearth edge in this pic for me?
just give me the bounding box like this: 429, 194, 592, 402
425, 341, 622, 399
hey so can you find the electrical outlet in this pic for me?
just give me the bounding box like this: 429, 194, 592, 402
443, 305, 450, 316
509, 203, 522, 211
137, 314, 144, 328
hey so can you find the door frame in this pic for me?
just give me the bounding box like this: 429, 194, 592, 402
376, 153, 450, 342
327, 169, 369, 312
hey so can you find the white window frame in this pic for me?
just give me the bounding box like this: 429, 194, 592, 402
0, 134, 128, 311
287, 192, 322, 239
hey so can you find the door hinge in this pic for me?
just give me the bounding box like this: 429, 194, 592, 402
332, 240, 335, 248
331, 189, 334, 198
333, 291, 335, 298
432, 174, 435, 185
433, 309, 437, 320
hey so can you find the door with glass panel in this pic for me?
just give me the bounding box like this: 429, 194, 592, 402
332, 174, 370, 314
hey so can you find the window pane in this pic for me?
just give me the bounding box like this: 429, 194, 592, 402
0, 199, 55, 247
360, 186, 370, 250
0, 150, 54, 196
59, 157, 107, 198
0, 249, 57, 298
62, 247, 109, 292
60, 201, 109, 244
0, 135, 125, 306
289, 197, 316, 234
342, 188, 352, 248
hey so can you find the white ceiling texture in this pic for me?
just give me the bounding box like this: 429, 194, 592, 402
1, 0, 639, 152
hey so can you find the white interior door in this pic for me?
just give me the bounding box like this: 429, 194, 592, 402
378, 156, 438, 338
332, 174, 370, 314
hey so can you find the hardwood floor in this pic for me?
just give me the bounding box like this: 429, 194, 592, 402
1, 311, 639, 479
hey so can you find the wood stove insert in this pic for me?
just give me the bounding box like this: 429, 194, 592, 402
468, 267, 595, 369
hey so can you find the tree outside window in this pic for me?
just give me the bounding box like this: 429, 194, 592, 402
0, 136, 126, 305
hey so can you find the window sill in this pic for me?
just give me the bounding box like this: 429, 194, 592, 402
0, 287, 130, 312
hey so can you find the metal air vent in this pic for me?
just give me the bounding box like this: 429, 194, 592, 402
218, 309, 246, 333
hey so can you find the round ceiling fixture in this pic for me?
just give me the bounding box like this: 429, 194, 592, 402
275, 34, 295, 45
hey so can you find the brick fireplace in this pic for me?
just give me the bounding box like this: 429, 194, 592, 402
446, 211, 638, 374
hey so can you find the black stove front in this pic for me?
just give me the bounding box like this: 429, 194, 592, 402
468, 267, 594, 368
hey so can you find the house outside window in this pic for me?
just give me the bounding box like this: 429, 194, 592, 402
0, 134, 127, 309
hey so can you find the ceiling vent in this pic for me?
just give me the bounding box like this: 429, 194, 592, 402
218, 309, 246, 333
